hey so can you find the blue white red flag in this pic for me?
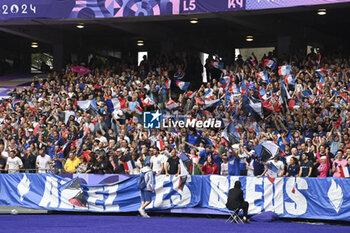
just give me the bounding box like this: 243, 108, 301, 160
176, 81, 190, 91
278, 65, 291, 76
263, 59, 277, 69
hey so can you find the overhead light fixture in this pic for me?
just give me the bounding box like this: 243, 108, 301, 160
246, 35, 254, 42
31, 42, 38, 48
189, 18, 198, 24
137, 40, 144, 46
317, 9, 327, 15
76, 24, 85, 29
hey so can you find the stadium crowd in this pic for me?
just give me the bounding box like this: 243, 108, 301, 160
1, 50, 350, 178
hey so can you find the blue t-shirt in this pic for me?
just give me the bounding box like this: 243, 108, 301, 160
253, 158, 265, 176
198, 150, 211, 165
187, 133, 200, 147
212, 155, 222, 173
228, 156, 240, 176
51, 152, 64, 169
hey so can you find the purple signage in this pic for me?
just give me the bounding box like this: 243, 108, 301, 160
246, 0, 350, 10
0, 0, 348, 20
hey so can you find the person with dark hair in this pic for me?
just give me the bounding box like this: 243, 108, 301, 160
285, 157, 300, 177
226, 181, 249, 223
138, 158, 154, 218
201, 156, 219, 175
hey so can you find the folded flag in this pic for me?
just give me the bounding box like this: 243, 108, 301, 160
263, 59, 277, 69
176, 81, 190, 91
123, 160, 136, 171
278, 65, 291, 76
165, 80, 171, 89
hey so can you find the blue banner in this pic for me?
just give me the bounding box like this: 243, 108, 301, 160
0, 174, 349, 221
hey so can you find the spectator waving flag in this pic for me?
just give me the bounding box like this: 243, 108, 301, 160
248, 58, 258, 68
263, 59, 277, 69
105, 98, 126, 113
123, 160, 136, 172
176, 81, 190, 91
278, 65, 291, 76
258, 87, 267, 100
71, 66, 91, 76
204, 88, 214, 99
203, 98, 221, 111
256, 71, 269, 82
142, 95, 156, 107
254, 141, 281, 162
166, 99, 179, 110
221, 122, 241, 146
266, 162, 279, 183
186, 91, 197, 99
219, 76, 230, 89
28, 101, 37, 111
285, 74, 295, 86
339, 166, 350, 178
281, 79, 291, 100
165, 80, 171, 89
316, 69, 326, 87
155, 140, 165, 151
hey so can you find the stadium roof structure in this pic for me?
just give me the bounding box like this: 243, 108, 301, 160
0, 0, 350, 71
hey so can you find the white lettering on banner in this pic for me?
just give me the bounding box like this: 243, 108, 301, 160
285, 178, 308, 216
154, 175, 171, 208
183, 0, 196, 11
264, 178, 284, 214
245, 177, 263, 214
104, 185, 120, 211
208, 175, 229, 209
171, 176, 192, 207
86, 187, 104, 211
39, 176, 59, 208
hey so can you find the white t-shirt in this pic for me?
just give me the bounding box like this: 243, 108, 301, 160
269, 159, 285, 176
151, 154, 167, 173
1, 151, 9, 158
36, 154, 51, 173
6, 156, 23, 173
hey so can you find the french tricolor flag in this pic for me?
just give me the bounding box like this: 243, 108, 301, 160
204, 88, 214, 99
258, 87, 267, 100
186, 91, 197, 99
142, 95, 156, 107
155, 140, 165, 151
316, 68, 327, 86
166, 99, 179, 110
248, 58, 258, 68
278, 65, 291, 76
263, 59, 277, 69
240, 79, 249, 93
28, 102, 36, 111
123, 160, 136, 171
256, 71, 268, 82
135, 105, 143, 115
33, 122, 40, 136
266, 162, 278, 183
165, 80, 171, 89
220, 76, 230, 89
285, 74, 295, 86
340, 166, 350, 178
227, 83, 239, 94
176, 81, 190, 91
105, 98, 126, 112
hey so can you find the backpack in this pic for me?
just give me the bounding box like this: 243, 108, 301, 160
137, 172, 146, 190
